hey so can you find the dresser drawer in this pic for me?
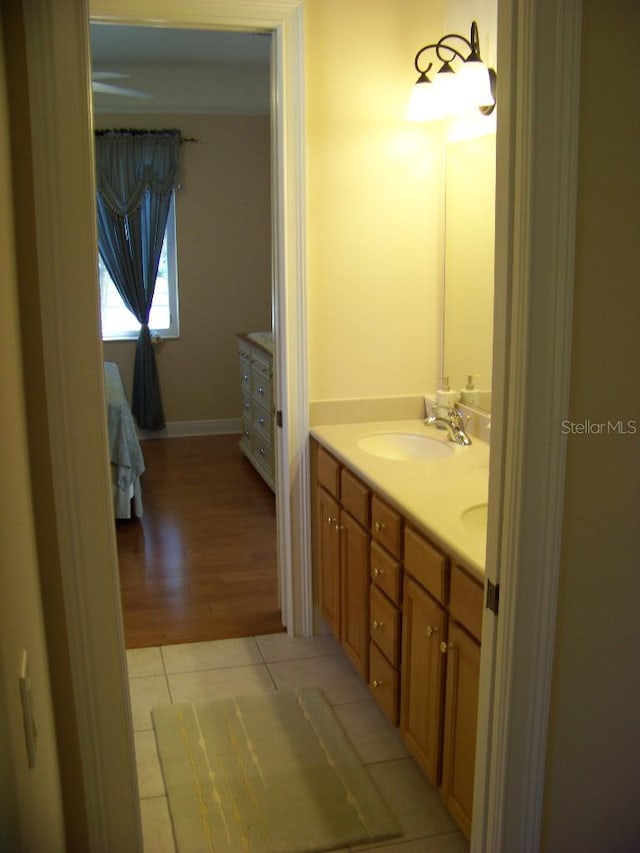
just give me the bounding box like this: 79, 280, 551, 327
341, 468, 370, 528
252, 402, 273, 443
449, 564, 483, 642
370, 541, 402, 605
370, 584, 401, 667
371, 495, 403, 558
317, 446, 340, 498
252, 368, 273, 410
251, 433, 274, 476
239, 357, 252, 391
369, 642, 399, 725
404, 526, 448, 605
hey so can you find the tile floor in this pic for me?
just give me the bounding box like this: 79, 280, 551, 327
127, 632, 470, 853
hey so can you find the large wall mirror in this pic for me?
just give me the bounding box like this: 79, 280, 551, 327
443, 132, 496, 413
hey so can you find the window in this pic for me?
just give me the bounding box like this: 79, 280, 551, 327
98, 194, 179, 340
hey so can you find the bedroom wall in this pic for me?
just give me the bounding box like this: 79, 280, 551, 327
98, 112, 272, 427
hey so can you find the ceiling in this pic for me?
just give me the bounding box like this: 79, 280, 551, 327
90, 24, 271, 115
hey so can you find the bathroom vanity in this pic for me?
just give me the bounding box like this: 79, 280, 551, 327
310, 420, 489, 838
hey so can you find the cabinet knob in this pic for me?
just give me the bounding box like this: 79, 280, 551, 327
374, 521, 386, 533
259, 416, 265, 425
440, 641, 454, 654
335, 523, 344, 531
372, 566, 385, 579
327, 516, 336, 526
372, 679, 383, 688
372, 619, 384, 631
426, 625, 438, 637
243, 373, 250, 382
258, 385, 265, 395
259, 447, 266, 456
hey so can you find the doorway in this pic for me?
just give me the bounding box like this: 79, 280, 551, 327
90, 23, 284, 647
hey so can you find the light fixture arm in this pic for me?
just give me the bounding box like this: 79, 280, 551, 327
414, 21, 483, 75
409, 20, 496, 118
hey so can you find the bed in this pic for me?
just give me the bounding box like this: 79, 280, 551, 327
104, 361, 145, 519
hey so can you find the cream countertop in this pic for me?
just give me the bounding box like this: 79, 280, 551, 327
310, 419, 489, 580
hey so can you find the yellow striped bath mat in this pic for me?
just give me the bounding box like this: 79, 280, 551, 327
152, 688, 400, 852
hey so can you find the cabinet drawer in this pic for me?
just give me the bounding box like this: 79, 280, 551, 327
371, 495, 403, 558
252, 369, 273, 410
252, 403, 273, 443
449, 565, 483, 642
317, 446, 340, 498
341, 468, 370, 528
239, 357, 252, 390
369, 642, 399, 725
370, 584, 401, 667
370, 541, 402, 605
404, 526, 448, 605
251, 433, 274, 475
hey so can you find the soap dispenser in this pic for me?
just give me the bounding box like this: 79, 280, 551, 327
460, 374, 480, 406
436, 376, 459, 412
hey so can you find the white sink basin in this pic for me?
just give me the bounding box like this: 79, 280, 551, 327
357, 432, 454, 462
461, 503, 488, 537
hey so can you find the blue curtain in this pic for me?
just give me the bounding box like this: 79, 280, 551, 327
95, 129, 181, 430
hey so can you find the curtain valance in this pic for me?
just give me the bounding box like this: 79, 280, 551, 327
95, 129, 181, 217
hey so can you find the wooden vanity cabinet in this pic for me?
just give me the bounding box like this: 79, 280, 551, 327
368, 496, 403, 724
314, 444, 371, 679
400, 573, 447, 786
440, 564, 483, 837
312, 440, 483, 839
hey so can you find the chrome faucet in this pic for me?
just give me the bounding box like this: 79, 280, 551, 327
425, 407, 472, 445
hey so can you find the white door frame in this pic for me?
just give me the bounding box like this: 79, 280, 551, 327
89, 0, 311, 636
473, 0, 583, 849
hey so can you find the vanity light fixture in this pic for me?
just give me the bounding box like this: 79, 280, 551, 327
407, 21, 496, 121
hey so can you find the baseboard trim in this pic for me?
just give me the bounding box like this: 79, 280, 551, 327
139, 418, 241, 440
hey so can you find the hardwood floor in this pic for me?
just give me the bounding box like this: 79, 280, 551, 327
116, 434, 283, 648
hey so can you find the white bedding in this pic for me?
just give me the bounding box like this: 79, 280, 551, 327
104, 362, 145, 519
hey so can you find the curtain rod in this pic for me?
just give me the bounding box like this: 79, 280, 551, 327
94, 129, 200, 143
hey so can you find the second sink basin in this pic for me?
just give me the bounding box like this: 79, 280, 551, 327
357, 432, 454, 462
461, 503, 488, 537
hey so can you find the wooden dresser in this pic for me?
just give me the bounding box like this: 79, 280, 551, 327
237, 332, 275, 491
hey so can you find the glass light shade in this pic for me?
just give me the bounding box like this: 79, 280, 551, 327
457, 59, 495, 108
406, 78, 445, 121
432, 65, 465, 116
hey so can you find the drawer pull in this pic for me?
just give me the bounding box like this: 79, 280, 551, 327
426, 625, 438, 637
372, 619, 384, 631
372, 566, 385, 579
440, 640, 454, 654
374, 521, 386, 533
372, 679, 384, 688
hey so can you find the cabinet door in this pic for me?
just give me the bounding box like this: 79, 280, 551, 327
340, 512, 370, 679
317, 487, 341, 638
400, 577, 447, 786
440, 621, 481, 839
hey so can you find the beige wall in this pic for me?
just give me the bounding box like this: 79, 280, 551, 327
543, 1, 640, 848
0, 8, 65, 848
98, 113, 272, 424
305, 0, 446, 402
